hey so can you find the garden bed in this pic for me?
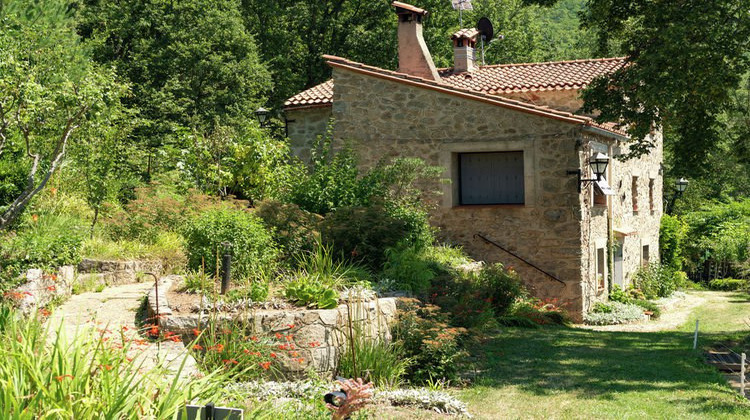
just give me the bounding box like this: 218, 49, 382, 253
148, 275, 398, 377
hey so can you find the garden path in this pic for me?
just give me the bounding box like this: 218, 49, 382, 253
46, 281, 199, 380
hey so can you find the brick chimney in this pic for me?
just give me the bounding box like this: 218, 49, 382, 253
451, 28, 479, 73
392, 2, 440, 81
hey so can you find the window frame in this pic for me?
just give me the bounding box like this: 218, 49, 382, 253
456, 151, 525, 206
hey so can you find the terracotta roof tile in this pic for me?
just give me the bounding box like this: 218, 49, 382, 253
392, 2, 428, 16
283, 80, 334, 109
439, 57, 626, 94
452, 28, 480, 39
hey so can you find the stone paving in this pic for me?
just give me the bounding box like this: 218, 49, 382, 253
46, 281, 199, 380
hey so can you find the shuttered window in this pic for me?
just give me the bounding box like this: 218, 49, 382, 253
459, 152, 524, 205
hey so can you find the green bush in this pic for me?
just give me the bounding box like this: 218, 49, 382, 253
429, 263, 524, 329
382, 245, 436, 294
505, 296, 570, 326
393, 299, 467, 384
660, 214, 687, 271
584, 301, 645, 325
106, 183, 223, 244
708, 278, 749, 291
631, 299, 661, 319
184, 208, 278, 281
254, 200, 320, 265
1, 213, 86, 288
321, 204, 418, 270
633, 264, 678, 299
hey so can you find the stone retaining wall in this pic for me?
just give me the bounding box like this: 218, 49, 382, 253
77, 258, 163, 287
148, 276, 398, 377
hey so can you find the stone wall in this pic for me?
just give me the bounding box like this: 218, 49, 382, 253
77, 258, 163, 287
331, 66, 588, 318
149, 276, 397, 377
578, 131, 663, 311
286, 106, 333, 163
8, 266, 75, 315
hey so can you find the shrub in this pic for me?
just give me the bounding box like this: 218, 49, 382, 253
254, 200, 321, 265
660, 214, 687, 271
106, 183, 222, 243
393, 299, 467, 384
708, 278, 749, 291
382, 245, 436, 294
584, 301, 646, 325
428, 263, 524, 329
505, 296, 570, 326
0, 213, 86, 288
633, 263, 678, 299
184, 208, 278, 281
321, 204, 413, 270
631, 299, 662, 319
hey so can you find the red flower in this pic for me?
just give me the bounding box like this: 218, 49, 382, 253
270, 352, 277, 358
222, 359, 238, 365
193, 344, 204, 351
250, 335, 259, 342
287, 324, 295, 329
55, 375, 73, 382
192, 328, 201, 336
259, 361, 271, 370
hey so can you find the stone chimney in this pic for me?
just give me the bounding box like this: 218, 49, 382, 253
451, 28, 479, 73
392, 2, 440, 81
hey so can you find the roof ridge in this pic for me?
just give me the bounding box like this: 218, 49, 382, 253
475, 56, 627, 70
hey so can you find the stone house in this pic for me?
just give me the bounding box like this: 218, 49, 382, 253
283, 2, 662, 321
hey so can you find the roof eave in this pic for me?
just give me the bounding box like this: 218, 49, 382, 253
582, 124, 630, 141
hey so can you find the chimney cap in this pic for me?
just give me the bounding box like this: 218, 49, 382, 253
452, 28, 480, 40
392, 2, 429, 16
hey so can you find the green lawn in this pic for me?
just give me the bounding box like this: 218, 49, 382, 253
457, 292, 750, 419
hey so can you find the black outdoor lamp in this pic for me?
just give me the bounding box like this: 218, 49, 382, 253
220, 241, 233, 295
568, 152, 610, 193
254, 107, 270, 127
675, 177, 689, 195
666, 177, 689, 214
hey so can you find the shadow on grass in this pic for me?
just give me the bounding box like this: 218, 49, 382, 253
469, 326, 749, 416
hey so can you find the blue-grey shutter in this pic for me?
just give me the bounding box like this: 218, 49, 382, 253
460, 152, 524, 204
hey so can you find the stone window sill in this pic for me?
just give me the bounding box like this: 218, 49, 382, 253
453, 204, 525, 210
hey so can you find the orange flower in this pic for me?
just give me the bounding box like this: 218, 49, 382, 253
148, 325, 159, 337
55, 374, 73, 382
50, 187, 58, 196
221, 329, 231, 335
222, 359, 238, 365
193, 344, 204, 351
101, 364, 113, 371
243, 349, 250, 354
31, 214, 38, 223
38, 308, 51, 317
274, 332, 282, 340
250, 335, 259, 342
287, 324, 295, 329
270, 352, 277, 358
296, 358, 304, 363
210, 344, 225, 352
259, 361, 271, 370
192, 328, 201, 336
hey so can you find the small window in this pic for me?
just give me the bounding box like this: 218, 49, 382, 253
642, 245, 650, 266
631, 176, 639, 213
596, 247, 606, 290
458, 152, 524, 205
648, 179, 655, 212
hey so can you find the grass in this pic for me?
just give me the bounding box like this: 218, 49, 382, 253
457, 291, 750, 419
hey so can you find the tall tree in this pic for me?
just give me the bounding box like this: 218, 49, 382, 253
567, 0, 750, 170
0, 0, 127, 229
78, 0, 272, 174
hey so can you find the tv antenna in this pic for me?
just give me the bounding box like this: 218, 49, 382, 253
477, 17, 494, 66
451, 0, 473, 27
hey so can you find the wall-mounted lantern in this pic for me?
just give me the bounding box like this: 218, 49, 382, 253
254, 107, 270, 127
567, 152, 610, 193
666, 177, 689, 214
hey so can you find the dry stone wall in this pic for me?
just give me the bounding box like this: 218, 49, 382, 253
286, 106, 333, 163
149, 276, 397, 377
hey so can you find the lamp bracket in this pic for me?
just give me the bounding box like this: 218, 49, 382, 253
567, 169, 601, 193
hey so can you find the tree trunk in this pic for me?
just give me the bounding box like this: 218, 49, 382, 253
90, 207, 99, 238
